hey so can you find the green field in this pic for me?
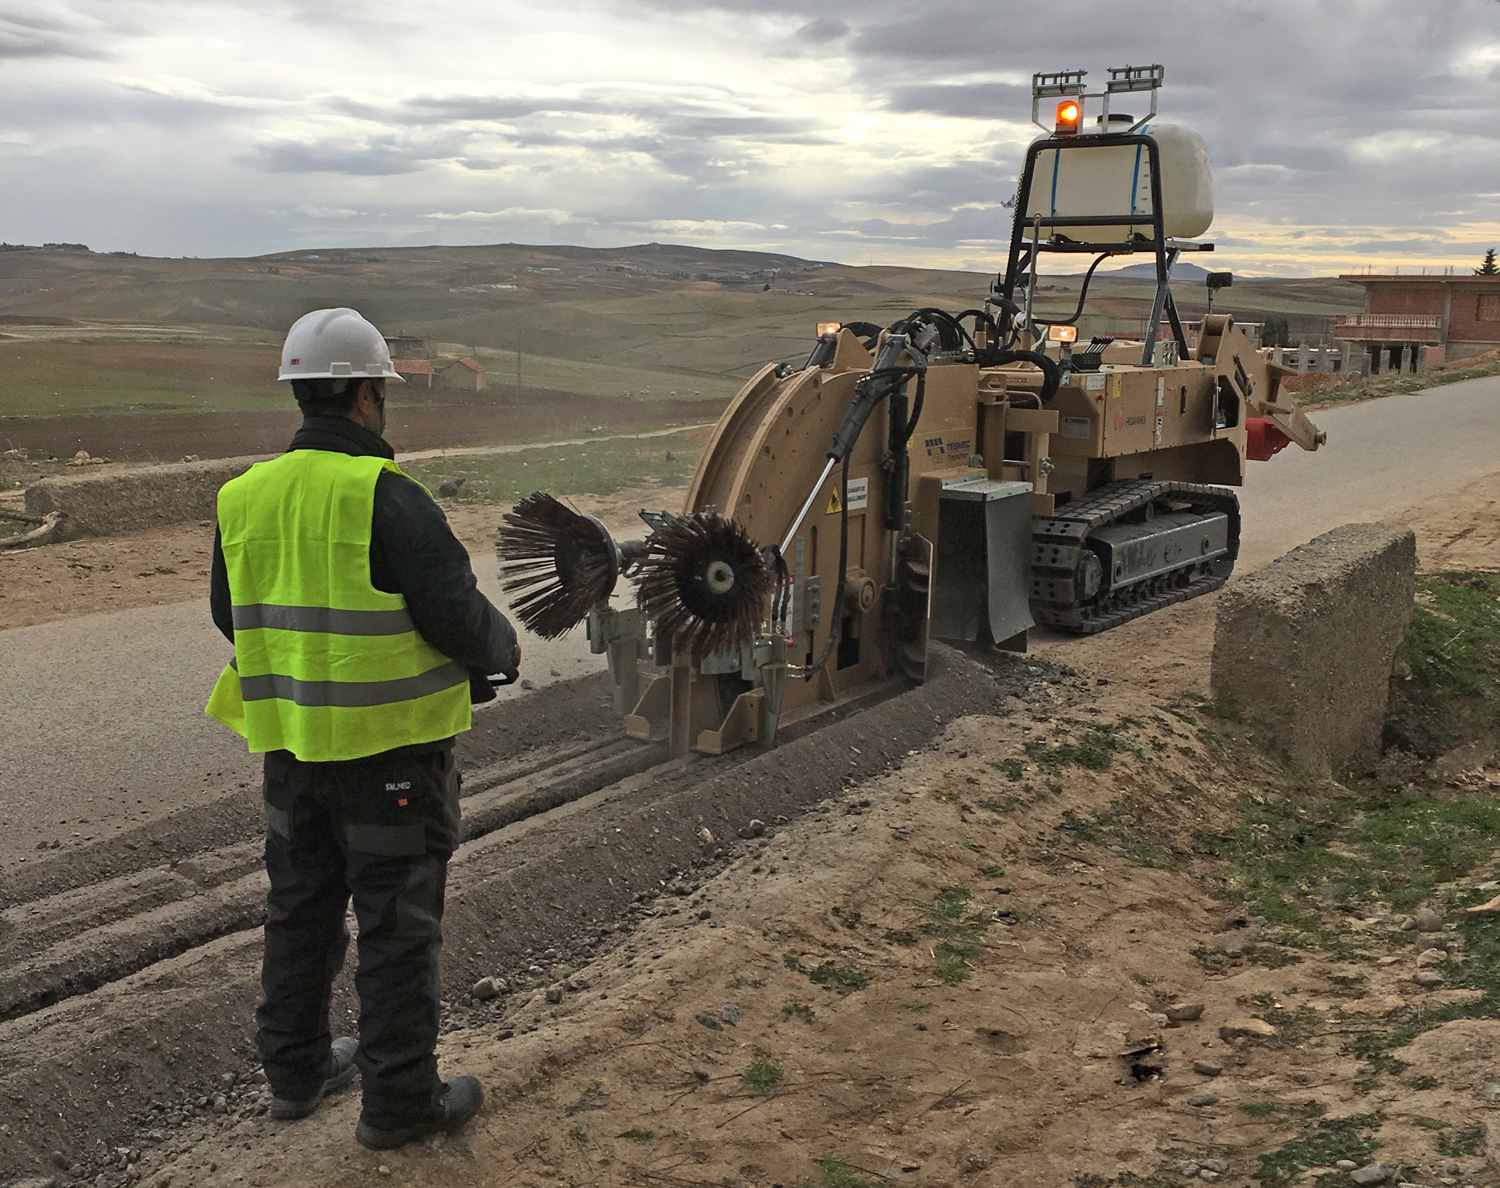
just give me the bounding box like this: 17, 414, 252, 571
400, 428, 707, 507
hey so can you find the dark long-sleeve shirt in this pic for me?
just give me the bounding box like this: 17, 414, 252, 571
211, 415, 517, 754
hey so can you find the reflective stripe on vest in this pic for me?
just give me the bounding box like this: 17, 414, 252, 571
205, 450, 471, 761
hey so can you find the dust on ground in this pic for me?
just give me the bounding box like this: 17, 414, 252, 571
142, 680, 1500, 1188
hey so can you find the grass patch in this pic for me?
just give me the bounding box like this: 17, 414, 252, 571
814, 1154, 877, 1188
618, 1127, 654, 1141
1024, 730, 1117, 773
401, 429, 704, 507
1199, 782, 1500, 924
1239, 1101, 1279, 1119
781, 1000, 815, 1023
742, 1050, 785, 1095
1197, 697, 1243, 723
1437, 1126, 1486, 1157
1254, 1114, 1380, 1186
799, 961, 869, 992
989, 758, 1025, 781
933, 940, 978, 984
912, 886, 989, 983
1386, 571, 1500, 757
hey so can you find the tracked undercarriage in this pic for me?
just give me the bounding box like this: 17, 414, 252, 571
1030, 480, 1240, 632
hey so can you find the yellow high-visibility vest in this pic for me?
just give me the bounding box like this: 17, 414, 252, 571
206, 450, 471, 761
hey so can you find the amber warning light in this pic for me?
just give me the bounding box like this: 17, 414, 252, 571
1047, 324, 1078, 344
1055, 100, 1081, 135
816, 322, 841, 337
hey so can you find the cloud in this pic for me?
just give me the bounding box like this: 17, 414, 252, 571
0, 3, 107, 60
0, 0, 1496, 273
793, 16, 848, 42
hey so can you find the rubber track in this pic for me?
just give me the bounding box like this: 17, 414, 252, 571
1030, 479, 1241, 634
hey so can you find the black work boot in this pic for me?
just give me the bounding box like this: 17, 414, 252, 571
269, 1036, 361, 1121
354, 1075, 483, 1150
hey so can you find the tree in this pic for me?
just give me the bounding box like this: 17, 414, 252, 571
1478, 248, 1499, 276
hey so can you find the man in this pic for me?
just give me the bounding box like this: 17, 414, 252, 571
206, 307, 519, 1150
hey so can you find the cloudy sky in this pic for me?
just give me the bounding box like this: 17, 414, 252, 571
2, 0, 1498, 275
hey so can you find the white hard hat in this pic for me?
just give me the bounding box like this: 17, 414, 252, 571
278, 307, 405, 383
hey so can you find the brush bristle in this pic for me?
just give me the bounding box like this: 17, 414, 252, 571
633, 512, 773, 659
497, 493, 617, 639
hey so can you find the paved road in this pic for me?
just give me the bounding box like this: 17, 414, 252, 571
1, 375, 1495, 863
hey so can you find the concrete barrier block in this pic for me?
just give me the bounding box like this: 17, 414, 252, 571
24, 455, 270, 537
1211, 523, 1416, 775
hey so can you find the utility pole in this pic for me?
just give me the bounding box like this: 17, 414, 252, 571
516, 327, 522, 392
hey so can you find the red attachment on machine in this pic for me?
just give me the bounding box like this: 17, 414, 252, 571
1245, 417, 1292, 461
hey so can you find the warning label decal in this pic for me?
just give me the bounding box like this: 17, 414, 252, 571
826, 476, 868, 514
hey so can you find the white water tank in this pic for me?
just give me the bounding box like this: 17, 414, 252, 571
1021, 123, 1214, 242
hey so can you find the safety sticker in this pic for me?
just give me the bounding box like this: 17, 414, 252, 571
1084, 374, 1106, 392
1061, 416, 1091, 440
826, 476, 868, 514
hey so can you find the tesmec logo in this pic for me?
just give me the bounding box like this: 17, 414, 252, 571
924, 435, 946, 458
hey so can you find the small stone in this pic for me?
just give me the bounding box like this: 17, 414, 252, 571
1199, 1160, 1228, 1174
544, 985, 563, 1004
1350, 1163, 1392, 1185
1198, 1172, 1220, 1184
497, 1029, 514, 1040
737, 819, 767, 839
694, 1012, 723, 1031
1219, 1018, 1277, 1042
697, 909, 712, 920
1415, 934, 1448, 953
720, 1003, 742, 1026
519, 678, 535, 690
219, 1073, 235, 1090
1448, 1163, 1462, 1175
1478, 1081, 1500, 1102
1413, 970, 1445, 986
378, 1165, 391, 1176
1167, 1003, 1205, 1022
211, 1095, 228, 1114
1193, 1060, 1223, 1077
1397, 915, 1417, 931
697, 827, 714, 845
1187, 1093, 1219, 1107
471, 977, 501, 1001
1336, 1162, 1358, 1172
1418, 948, 1449, 968
692, 1065, 712, 1082
573, 976, 591, 991
1413, 907, 1444, 932
1213, 934, 1247, 956
1180, 1163, 1200, 1177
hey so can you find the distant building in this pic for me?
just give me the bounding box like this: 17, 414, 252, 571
439, 358, 486, 392
393, 359, 432, 389
384, 334, 435, 360
1334, 274, 1500, 373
